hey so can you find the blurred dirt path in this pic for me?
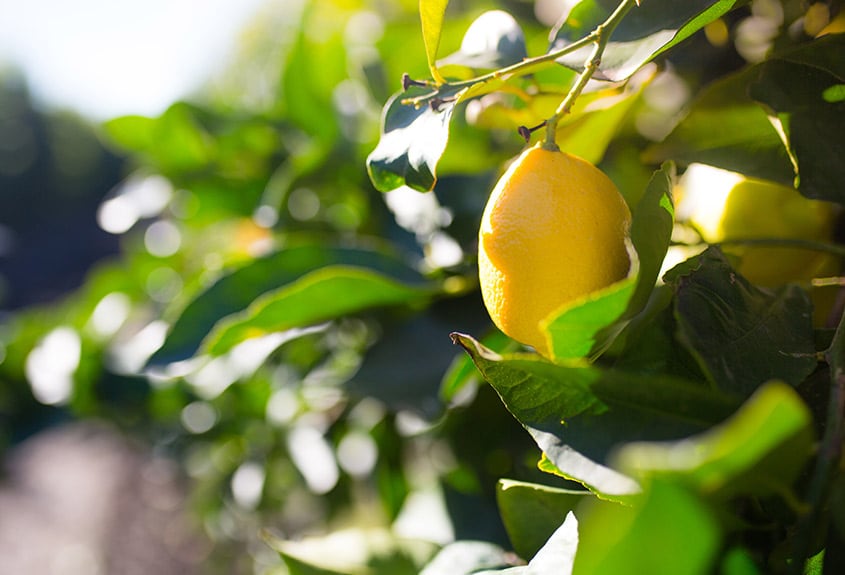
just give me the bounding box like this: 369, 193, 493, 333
0, 423, 211, 574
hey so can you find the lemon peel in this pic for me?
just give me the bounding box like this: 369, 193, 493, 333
478, 144, 632, 356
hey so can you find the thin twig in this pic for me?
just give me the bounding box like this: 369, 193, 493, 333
544, 0, 639, 149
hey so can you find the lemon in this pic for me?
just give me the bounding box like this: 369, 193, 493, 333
678, 165, 840, 287
478, 144, 632, 356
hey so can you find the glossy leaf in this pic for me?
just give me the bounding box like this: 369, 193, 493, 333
467, 514, 580, 575
550, 0, 742, 82
747, 35, 845, 202
440, 329, 516, 402
614, 381, 814, 498
542, 275, 636, 362
497, 479, 590, 560
420, 541, 514, 575
573, 479, 720, 574
437, 10, 527, 76
646, 36, 845, 201
367, 85, 463, 192
420, 0, 449, 83
148, 243, 428, 366
644, 66, 793, 184
450, 333, 739, 498
666, 248, 817, 396
627, 162, 675, 313
204, 266, 436, 356
267, 527, 435, 575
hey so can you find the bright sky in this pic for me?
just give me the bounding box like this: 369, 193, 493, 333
0, 0, 268, 119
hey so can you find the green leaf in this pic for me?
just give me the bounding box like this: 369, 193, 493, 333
614, 381, 814, 499
266, 527, 436, 575
282, 2, 343, 145
747, 35, 845, 202
644, 65, 794, 185
367, 85, 463, 192
420, 0, 449, 83
450, 333, 739, 498
573, 479, 720, 575
721, 548, 762, 575
497, 479, 590, 560
204, 266, 436, 356
666, 247, 817, 396
437, 10, 527, 75
627, 162, 675, 314
541, 162, 674, 362
420, 541, 514, 575
103, 103, 213, 174
103, 114, 155, 152
551, 0, 742, 82
524, 512, 579, 574
610, 286, 710, 384
148, 243, 428, 366
467, 514, 580, 574
542, 274, 636, 362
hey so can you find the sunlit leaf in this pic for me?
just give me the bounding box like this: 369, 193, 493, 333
367, 85, 464, 192
450, 333, 739, 498
614, 381, 814, 498
282, 1, 343, 145
266, 527, 435, 575
204, 266, 437, 356
542, 275, 636, 362
666, 247, 817, 396
748, 35, 845, 202
437, 10, 527, 76
148, 243, 427, 366
644, 66, 793, 184
720, 548, 762, 575
103, 114, 155, 152
551, 0, 742, 82
573, 479, 720, 574
420, 0, 449, 83
420, 541, 514, 575
497, 479, 590, 560
103, 103, 212, 174
627, 162, 675, 312
522, 512, 579, 575
647, 36, 845, 201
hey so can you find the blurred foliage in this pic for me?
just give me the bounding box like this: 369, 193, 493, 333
1, 0, 845, 573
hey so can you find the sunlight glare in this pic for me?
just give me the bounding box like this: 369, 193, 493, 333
98, 174, 173, 234
231, 461, 266, 510
25, 326, 81, 405
287, 424, 339, 494
88, 292, 132, 338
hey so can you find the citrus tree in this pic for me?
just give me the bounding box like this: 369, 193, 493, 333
1, 0, 845, 573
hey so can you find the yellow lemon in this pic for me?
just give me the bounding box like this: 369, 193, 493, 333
478, 144, 632, 356
678, 165, 840, 288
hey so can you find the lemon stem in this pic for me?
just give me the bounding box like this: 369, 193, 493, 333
543, 0, 640, 151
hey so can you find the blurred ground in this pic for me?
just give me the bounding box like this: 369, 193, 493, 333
0, 423, 212, 574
